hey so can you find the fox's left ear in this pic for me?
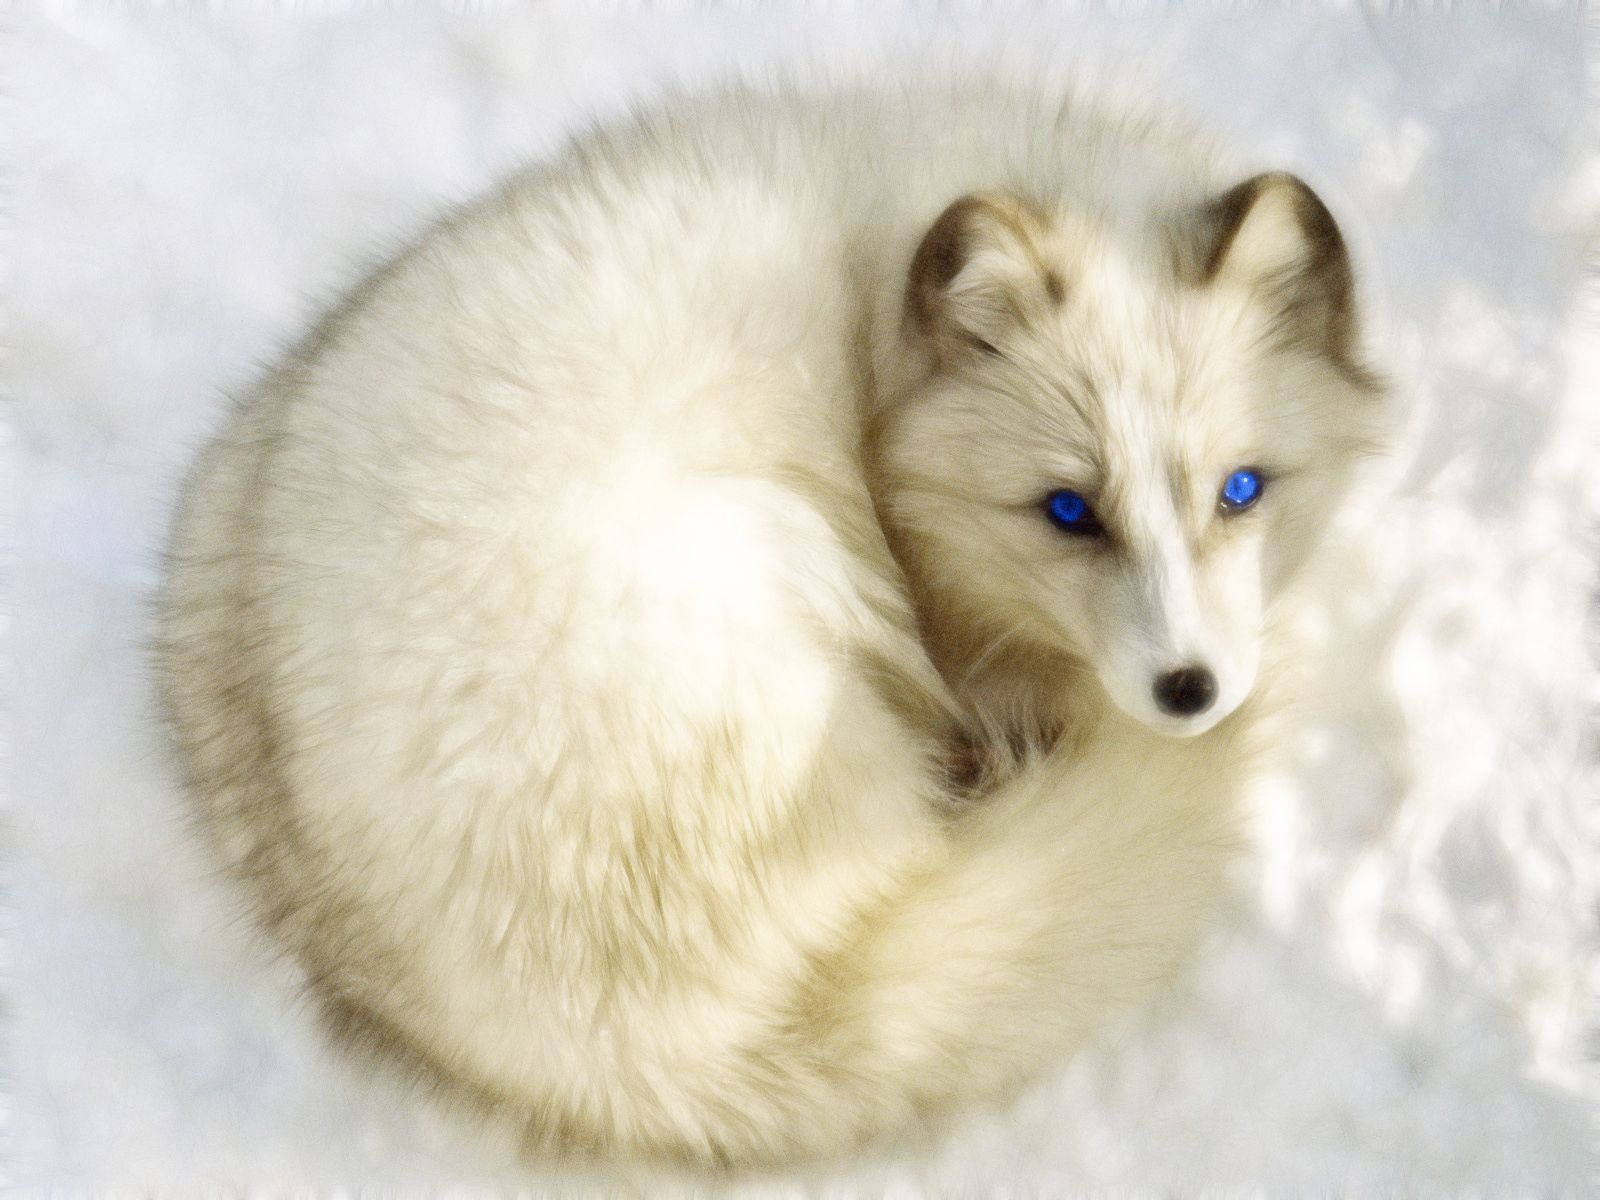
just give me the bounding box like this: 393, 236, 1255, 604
1191, 172, 1361, 367
905, 191, 1063, 362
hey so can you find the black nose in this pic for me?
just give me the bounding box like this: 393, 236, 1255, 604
1153, 665, 1217, 717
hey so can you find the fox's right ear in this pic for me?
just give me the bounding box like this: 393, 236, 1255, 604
906, 192, 1064, 362
1188, 172, 1364, 370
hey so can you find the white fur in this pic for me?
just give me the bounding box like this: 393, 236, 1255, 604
157, 78, 1382, 1166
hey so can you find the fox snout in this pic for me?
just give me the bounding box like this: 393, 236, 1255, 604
1152, 664, 1217, 717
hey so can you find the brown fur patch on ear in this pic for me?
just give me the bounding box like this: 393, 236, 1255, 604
905, 192, 1060, 357
907, 195, 985, 333
1200, 172, 1368, 378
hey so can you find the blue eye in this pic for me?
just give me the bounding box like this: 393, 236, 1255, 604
1219, 468, 1263, 512
1045, 489, 1100, 535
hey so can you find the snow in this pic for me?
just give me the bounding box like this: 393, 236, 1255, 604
10, 5, 1598, 1191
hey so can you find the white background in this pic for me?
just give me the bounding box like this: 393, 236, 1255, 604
11, 5, 1599, 1192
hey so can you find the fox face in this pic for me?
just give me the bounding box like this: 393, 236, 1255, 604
878, 175, 1386, 738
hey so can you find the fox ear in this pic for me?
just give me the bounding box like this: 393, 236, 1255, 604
1195, 172, 1360, 365
907, 192, 1064, 360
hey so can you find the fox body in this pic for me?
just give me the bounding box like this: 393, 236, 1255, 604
158, 79, 1384, 1165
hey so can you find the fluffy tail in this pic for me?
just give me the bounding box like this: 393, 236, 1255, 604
565, 710, 1253, 1168
820, 718, 1247, 1121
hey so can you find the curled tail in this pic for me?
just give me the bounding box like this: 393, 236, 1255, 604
540, 709, 1253, 1167
812, 719, 1247, 1129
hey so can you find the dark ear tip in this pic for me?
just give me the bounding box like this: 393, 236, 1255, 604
1195, 170, 1366, 369
907, 195, 983, 331
1233, 170, 1323, 210
1270, 173, 1345, 261
1200, 170, 1348, 282
905, 191, 1054, 344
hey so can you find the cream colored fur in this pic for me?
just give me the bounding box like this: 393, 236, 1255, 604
157, 78, 1385, 1166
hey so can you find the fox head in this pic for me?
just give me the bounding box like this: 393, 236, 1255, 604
876, 173, 1387, 739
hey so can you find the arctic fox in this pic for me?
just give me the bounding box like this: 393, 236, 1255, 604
158, 78, 1385, 1165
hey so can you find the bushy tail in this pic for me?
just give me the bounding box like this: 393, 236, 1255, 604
604, 712, 1253, 1167
831, 717, 1246, 1109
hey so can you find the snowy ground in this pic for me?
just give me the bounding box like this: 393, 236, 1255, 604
10, 5, 1599, 1192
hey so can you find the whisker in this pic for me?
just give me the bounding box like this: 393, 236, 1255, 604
961, 625, 1024, 693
